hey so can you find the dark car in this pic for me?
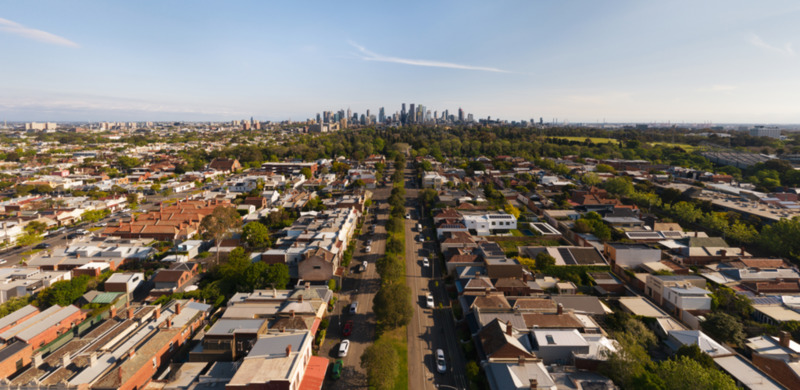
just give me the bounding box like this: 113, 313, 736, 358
34, 243, 51, 250
331, 359, 343, 379
342, 320, 353, 337
67, 233, 80, 239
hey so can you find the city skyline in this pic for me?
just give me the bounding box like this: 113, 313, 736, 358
2, 1, 800, 122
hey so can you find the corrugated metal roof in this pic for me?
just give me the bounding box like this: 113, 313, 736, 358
92, 292, 123, 304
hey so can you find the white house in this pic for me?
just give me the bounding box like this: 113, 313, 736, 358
0, 221, 25, 247
531, 329, 590, 365
422, 171, 447, 189
663, 285, 712, 313
462, 212, 517, 235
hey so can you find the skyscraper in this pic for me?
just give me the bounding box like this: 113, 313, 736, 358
409, 104, 415, 123
458, 108, 464, 122
379, 107, 385, 123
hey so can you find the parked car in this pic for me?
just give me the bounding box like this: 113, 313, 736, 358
418, 235, 425, 243
343, 320, 353, 337
416, 223, 422, 231
422, 258, 430, 267
405, 213, 411, 219
34, 243, 51, 250
366, 239, 373, 246
338, 340, 350, 357
436, 349, 447, 373
350, 301, 358, 314
364, 245, 371, 253
0, 259, 6, 264
426, 293, 434, 309
362, 260, 368, 272
331, 359, 343, 380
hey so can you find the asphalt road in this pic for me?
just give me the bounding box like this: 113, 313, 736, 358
322, 185, 391, 389
404, 167, 469, 390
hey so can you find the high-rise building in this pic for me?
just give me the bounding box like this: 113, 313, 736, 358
409, 104, 415, 123
378, 107, 385, 123
458, 108, 464, 122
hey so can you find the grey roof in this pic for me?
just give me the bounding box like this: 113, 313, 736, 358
14, 305, 80, 342
552, 296, 607, 316
0, 305, 38, 331
206, 319, 266, 336
0, 305, 63, 341
247, 332, 309, 358
0, 341, 29, 362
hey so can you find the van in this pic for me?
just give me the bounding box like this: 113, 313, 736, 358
416, 223, 422, 231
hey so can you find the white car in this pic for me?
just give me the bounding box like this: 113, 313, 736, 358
0, 259, 6, 264
436, 349, 446, 373
339, 340, 350, 357
405, 213, 411, 219
350, 301, 358, 314
416, 223, 422, 231
362, 260, 368, 271
422, 258, 430, 267
418, 235, 425, 243
364, 245, 371, 253
426, 293, 434, 309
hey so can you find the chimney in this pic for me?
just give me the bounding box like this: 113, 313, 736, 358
155, 308, 161, 321
290, 310, 295, 318
110, 306, 117, 318
720, 249, 727, 257
694, 231, 698, 237
175, 302, 181, 315
118, 366, 123, 384
285, 344, 292, 357
62, 354, 70, 368
32, 353, 43, 367
128, 349, 135, 359
506, 321, 513, 336
90, 352, 97, 367
272, 287, 277, 298
299, 295, 304, 303
518, 355, 526, 365
128, 307, 135, 319
557, 303, 564, 315
529, 379, 538, 390
305, 282, 311, 290
780, 331, 792, 348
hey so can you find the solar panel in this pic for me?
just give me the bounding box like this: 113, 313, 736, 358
626, 232, 662, 239
661, 231, 684, 239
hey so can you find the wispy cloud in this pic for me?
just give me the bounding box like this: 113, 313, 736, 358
349, 41, 508, 73
0, 17, 79, 48
747, 33, 794, 56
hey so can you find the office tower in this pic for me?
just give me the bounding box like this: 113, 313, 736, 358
360, 114, 366, 125
347, 108, 352, 121
458, 108, 464, 122
409, 104, 415, 123
316, 113, 321, 124
366, 109, 370, 120
539, 117, 543, 125
467, 114, 474, 122
379, 107, 385, 123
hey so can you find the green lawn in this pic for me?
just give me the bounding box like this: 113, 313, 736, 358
551, 136, 702, 152
383, 327, 408, 390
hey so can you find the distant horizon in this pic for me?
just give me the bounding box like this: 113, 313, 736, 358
3, 1, 800, 123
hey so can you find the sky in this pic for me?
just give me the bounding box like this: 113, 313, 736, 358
2, 1, 800, 123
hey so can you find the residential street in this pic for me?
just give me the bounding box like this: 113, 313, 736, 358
404, 166, 468, 390
322, 185, 390, 389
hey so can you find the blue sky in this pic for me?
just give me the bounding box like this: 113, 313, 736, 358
2, 1, 800, 123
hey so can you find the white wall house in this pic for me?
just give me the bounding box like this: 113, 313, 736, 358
462, 212, 517, 235
664, 285, 712, 312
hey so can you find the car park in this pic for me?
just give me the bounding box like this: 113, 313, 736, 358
342, 320, 353, 337
426, 293, 434, 308
338, 340, 350, 357
436, 349, 446, 373
422, 258, 430, 267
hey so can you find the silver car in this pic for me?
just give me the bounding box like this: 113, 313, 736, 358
436, 349, 446, 373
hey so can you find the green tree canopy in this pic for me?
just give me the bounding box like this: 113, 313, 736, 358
242, 221, 271, 248
360, 341, 398, 390
373, 282, 413, 329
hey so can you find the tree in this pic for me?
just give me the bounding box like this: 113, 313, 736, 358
603, 177, 634, 197
710, 286, 753, 319
360, 341, 398, 390
655, 356, 737, 390
24, 221, 47, 235
81, 209, 111, 224
15, 232, 42, 247
701, 312, 746, 346
581, 172, 601, 187
265, 263, 290, 289
300, 167, 312, 179
200, 205, 242, 265
504, 203, 521, 219
675, 344, 714, 368
242, 221, 270, 248
670, 201, 702, 224
535, 252, 556, 269
373, 282, 413, 329
37, 275, 91, 307
117, 156, 142, 170
595, 163, 617, 174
